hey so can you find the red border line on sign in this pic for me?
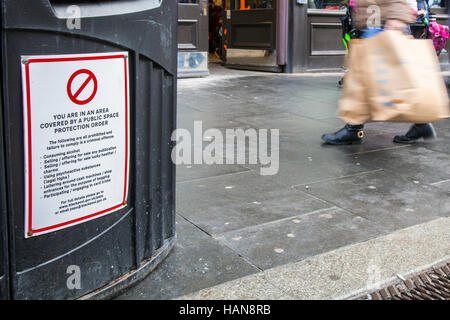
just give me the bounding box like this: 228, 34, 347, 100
25, 63, 33, 233
123, 59, 129, 204
24, 54, 129, 236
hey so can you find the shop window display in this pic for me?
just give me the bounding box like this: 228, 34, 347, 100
308, 0, 346, 9
308, 0, 447, 10
243, 0, 273, 8
229, 0, 273, 10
429, 0, 447, 7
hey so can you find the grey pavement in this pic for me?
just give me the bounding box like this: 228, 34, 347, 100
115, 65, 450, 300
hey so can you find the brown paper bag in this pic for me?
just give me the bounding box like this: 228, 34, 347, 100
338, 39, 371, 125
339, 31, 450, 124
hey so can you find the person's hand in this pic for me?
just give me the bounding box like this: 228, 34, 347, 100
385, 19, 407, 31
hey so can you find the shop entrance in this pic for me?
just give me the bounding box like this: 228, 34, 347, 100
178, 0, 287, 77
223, 0, 283, 72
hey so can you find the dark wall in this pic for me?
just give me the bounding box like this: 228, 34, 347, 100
288, 2, 450, 73
288, 2, 346, 73
287, 1, 308, 72
306, 9, 347, 71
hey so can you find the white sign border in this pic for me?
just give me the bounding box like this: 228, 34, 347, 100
21, 51, 130, 238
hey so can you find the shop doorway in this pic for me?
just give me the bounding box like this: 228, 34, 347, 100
223, 0, 283, 72
178, 0, 287, 77
209, 0, 226, 62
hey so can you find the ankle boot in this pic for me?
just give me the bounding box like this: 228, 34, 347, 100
322, 124, 365, 145
393, 123, 437, 144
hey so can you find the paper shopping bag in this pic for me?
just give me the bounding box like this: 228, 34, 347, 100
337, 39, 371, 125
363, 31, 449, 123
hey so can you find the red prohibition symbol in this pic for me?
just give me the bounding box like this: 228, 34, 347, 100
67, 69, 98, 105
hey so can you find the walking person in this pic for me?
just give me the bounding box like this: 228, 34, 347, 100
322, 0, 437, 145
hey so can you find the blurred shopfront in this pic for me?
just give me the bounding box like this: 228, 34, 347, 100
177, 0, 449, 77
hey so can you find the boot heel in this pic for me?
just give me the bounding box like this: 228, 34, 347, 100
321, 124, 364, 145
423, 125, 437, 140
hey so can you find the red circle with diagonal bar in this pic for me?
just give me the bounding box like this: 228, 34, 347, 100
67, 69, 98, 105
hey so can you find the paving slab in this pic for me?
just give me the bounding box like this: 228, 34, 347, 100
249, 143, 379, 187
214, 207, 382, 270
181, 217, 450, 300
354, 146, 450, 185
177, 105, 252, 133
176, 170, 332, 236
215, 76, 342, 110
232, 111, 413, 158
296, 170, 450, 234
421, 117, 450, 155
219, 112, 382, 186
114, 215, 259, 300
176, 163, 250, 183
178, 89, 279, 118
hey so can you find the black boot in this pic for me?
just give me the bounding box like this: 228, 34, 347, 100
322, 124, 365, 145
393, 123, 437, 144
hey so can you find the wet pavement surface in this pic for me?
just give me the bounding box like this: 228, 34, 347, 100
115, 70, 450, 300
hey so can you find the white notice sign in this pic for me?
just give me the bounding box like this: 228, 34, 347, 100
21, 52, 130, 238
